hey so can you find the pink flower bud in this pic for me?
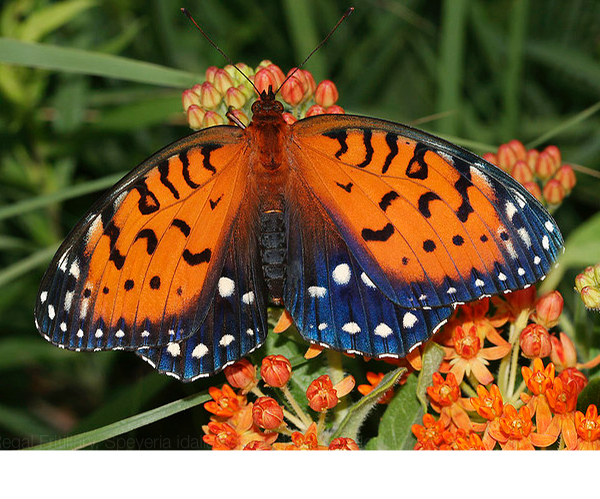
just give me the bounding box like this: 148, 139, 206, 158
181, 89, 201, 111
550, 332, 577, 370
508, 140, 527, 161
253, 67, 279, 94
554, 164, 576, 194
213, 68, 235, 95
224, 359, 257, 392
280, 75, 305, 106
202, 110, 224, 127
580, 286, 600, 310
252, 397, 284, 430
523, 181, 543, 201
205, 66, 219, 83
482, 152, 497, 165
510, 160, 534, 184
198, 81, 221, 109
227, 108, 249, 127
306, 375, 338, 412
260, 355, 292, 387
497, 144, 517, 171
282, 112, 297, 124
520, 324, 552, 359
533, 291, 564, 329
526, 149, 540, 169
543, 179, 565, 205
315, 80, 339, 107
326, 105, 345, 114
224, 86, 247, 108
186, 105, 205, 130
535, 150, 558, 180
306, 104, 326, 117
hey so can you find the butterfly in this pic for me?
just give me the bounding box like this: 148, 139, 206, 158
34, 73, 563, 382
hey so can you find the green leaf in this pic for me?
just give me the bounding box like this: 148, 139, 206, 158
28, 390, 209, 450
0, 38, 198, 87
0, 404, 58, 444
20, 0, 96, 43
331, 367, 406, 442
416, 342, 445, 412
365, 373, 422, 450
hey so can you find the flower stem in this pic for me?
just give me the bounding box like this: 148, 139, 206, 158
281, 384, 312, 429
326, 350, 348, 427
498, 309, 529, 396
506, 338, 522, 399
461, 379, 477, 398
317, 411, 327, 436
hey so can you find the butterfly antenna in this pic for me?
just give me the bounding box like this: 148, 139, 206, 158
181, 7, 260, 95
276, 6, 354, 95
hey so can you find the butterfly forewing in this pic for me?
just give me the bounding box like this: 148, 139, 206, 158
35, 125, 258, 353
291, 115, 563, 309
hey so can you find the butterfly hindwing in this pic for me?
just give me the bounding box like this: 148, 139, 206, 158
35, 125, 256, 353
284, 180, 454, 358
291, 115, 563, 309
135, 228, 269, 380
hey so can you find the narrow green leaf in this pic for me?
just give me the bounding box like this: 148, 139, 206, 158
20, 0, 96, 43
0, 38, 198, 87
365, 373, 422, 450
0, 246, 58, 289
331, 368, 406, 442
28, 391, 209, 450
0, 404, 58, 444
416, 342, 445, 412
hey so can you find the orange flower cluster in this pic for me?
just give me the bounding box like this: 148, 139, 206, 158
202, 356, 357, 450
181, 61, 344, 130
411, 286, 600, 450
483, 140, 575, 208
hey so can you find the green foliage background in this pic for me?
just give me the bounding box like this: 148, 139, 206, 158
1, 0, 599, 449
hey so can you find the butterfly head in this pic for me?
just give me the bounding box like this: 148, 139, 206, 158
251, 87, 285, 119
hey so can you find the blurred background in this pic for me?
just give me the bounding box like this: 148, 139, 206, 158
1, 0, 599, 449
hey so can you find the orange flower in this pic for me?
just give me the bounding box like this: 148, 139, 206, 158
328, 437, 360, 450
575, 405, 600, 450
545, 377, 578, 449
488, 405, 555, 450
358, 372, 395, 404
440, 427, 486, 450
427, 372, 472, 430
412, 413, 447, 450
470, 384, 504, 450
204, 384, 246, 418
273, 422, 327, 450
306, 375, 338, 412
203, 421, 239, 450
441, 324, 511, 385
491, 287, 537, 323
520, 358, 555, 433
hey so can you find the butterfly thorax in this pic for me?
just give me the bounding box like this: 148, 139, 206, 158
244, 90, 294, 304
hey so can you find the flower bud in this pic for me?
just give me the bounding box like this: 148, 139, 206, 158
243, 440, 272, 450
482, 152, 497, 165
575, 270, 595, 293
202, 110, 224, 127
213, 68, 235, 95
533, 291, 564, 329
543, 179, 565, 205
497, 143, 517, 171
580, 286, 600, 310
306, 375, 339, 411
260, 355, 292, 387
508, 140, 527, 161
544, 145, 561, 169
297, 69, 316, 98
554, 164, 576, 194
558, 367, 588, 395
252, 397, 284, 430
227, 108, 249, 127
328, 437, 359, 450
550, 332, 577, 370
282, 112, 298, 125
315, 80, 339, 107
198, 81, 221, 109
526, 149, 540, 170
523, 181, 542, 201
205, 66, 219, 83
536, 150, 558, 180
254, 67, 279, 94
510, 160, 534, 184
326, 105, 345, 114
520, 324, 552, 359
182, 89, 201, 111
186, 105, 205, 130
281, 75, 305, 106
224, 359, 257, 392
224, 86, 247, 109
306, 104, 326, 117
265, 64, 285, 88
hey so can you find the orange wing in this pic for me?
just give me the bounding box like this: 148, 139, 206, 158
35, 125, 261, 352
289, 114, 563, 309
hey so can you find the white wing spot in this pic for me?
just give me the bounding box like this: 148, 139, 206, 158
505, 202, 517, 221
218, 277, 235, 297
58, 253, 69, 272
40, 291, 48, 303
60, 322, 67, 332
545, 221, 554, 232
374, 323, 394, 337
308, 286, 327, 298
48, 305, 55, 320
192, 343, 209, 359
95, 328, 103, 338
141, 330, 150, 338
168, 329, 175, 336
76, 329, 84, 338
360, 272, 376, 288
534, 255, 541, 265
242, 291, 255, 304
219, 334, 235, 347
498, 272, 507, 281
542, 235, 550, 251
518, 228, 532, 248
246, 328, 254, 336
342, 322, 361, 334
475, 279, 485, 288
403, 312, 418, 329
318, 323, 328, 331
332, 264, 351, 285
518, 268, 526, 276
447, 287, 457, 295
69, 260, 80, 278
115, 329, 125, 338
167, 342, 180, 357
419, 294, 427, 301
64, 291, 74, 311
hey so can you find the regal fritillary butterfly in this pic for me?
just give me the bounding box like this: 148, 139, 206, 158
34, 21, 563, 382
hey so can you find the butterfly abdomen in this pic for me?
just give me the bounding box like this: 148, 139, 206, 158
259, 210, 286, 304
